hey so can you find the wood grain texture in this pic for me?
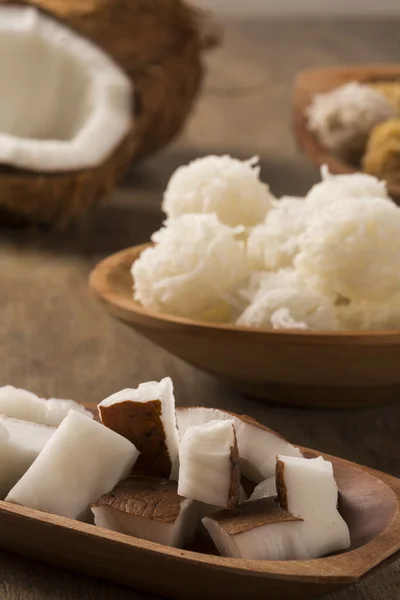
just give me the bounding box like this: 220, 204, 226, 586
0, 15, 399, 600
293, 64, 400, 204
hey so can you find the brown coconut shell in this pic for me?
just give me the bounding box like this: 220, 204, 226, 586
0, 0, 216, 226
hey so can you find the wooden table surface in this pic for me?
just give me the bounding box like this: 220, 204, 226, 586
0, 16, 399, 600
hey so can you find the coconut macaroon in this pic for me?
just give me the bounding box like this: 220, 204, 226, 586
98, 378, 179, 479
176, 407, 302, 482
178, 420, 240, 509
203, 497, 304, 560
132, 214, 249, 319
6, 411, 139, 520
0, 416, 55, 498
295, 194, 400, 302
236, 269, 339, 331
247, 197, 306, 271
0, 386, 93, 426
276, 455, 351, 559
92, 476, 198, 548
162, 155, 274, 228
306, 82, 394, 158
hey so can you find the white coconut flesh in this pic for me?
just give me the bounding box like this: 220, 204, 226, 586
177, 419, 240, 509
175, 407, 302, 482
0, 416, 55, 498
92, 477, 198, 548
203, 497, 305, 560
0, 6, 132, 172
6, 410, 139, 520
276, 455, 351, 559
248, 476, 277, 501
0, 386, 93, 426
98, 378, 179, 478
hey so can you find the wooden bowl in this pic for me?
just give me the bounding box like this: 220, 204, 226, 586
293, 64, 400, 204
89, 245, 400, 409
0, 443, 399, 600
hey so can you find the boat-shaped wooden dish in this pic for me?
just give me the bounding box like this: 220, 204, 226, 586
89, 245, 400, 409
293, 64, 400, 205
0, 419, 399, 600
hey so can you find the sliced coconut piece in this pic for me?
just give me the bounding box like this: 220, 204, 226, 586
0, 416, 55, 498
92, 476, 198, 548
276, 455, 351, 558
248, 477, 277, 501
44, 398, 93, 427
98, 378, 179, 478
176, 407, 302, 482
203, 497, 305, 560
6, 410, 139, 520
0, 5, 132, 173
0, 386, 94, 427
178, 419, 240, 509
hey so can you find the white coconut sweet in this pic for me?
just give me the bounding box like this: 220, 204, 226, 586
132, 214, 249, 318
177, 419, 240, 509
306, 82, 394, 156
236, 269, 339, 331
162, 155, 274, 227
92, 476, 198, 549
0, 386, 93, 426
98, 378, 179, 478
0, 5, 132, 173
295, 194, 400, 302
247, 197, 307, 271
276, 455, 351, 559
0, 416, 55, 498
6, 410, 139, 520
175, 407, 302, 482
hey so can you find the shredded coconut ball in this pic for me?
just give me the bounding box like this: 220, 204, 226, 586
295, 194, 400, 302
162, 155, 274, 227
132, 214, 248, 318
306, 82, 395, 156
247, 196, 307, 270
236, 269, 339, 330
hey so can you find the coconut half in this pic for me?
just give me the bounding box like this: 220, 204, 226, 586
177, 419, 240, 509
0, 386, 93, 426
6, 410, 139, 520
98, 378, 179, 478
203, 497, 304, 560
0, 415, 55, 498
276, 455, 351, 559
175, 407, 302, 482
92, 476, 198, 549
0, 4, 132, 172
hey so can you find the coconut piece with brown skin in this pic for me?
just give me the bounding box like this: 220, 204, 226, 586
175, 407, 302, 482
202, 497, 305, 560
177, 419, 240, 510
276, 455, 351, 559
91, 476, 198, 548
248, 476, 277, 501
98, 378, 179, 478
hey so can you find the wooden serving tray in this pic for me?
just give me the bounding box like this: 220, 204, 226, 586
0, 447, 398, 600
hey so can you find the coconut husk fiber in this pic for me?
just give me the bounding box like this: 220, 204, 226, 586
0, 0, 218, 226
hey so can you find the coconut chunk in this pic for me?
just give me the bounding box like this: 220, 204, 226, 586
178, 419, 240, 509
176, 407, 302, 482
0, 5, 132, 172
0, 386, 93, 427
6, 411, 139, 520
248, 477, 277, 501
98, 378, 179, 478
92, 476, 198, 548
203, 497, 304, 560
276, 455, 351, 558
0, 416, 55, 498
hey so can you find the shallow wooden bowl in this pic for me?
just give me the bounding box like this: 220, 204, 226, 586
293, 64, 400, 204
0, 442, 399, 600
89, 246, 400, 409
